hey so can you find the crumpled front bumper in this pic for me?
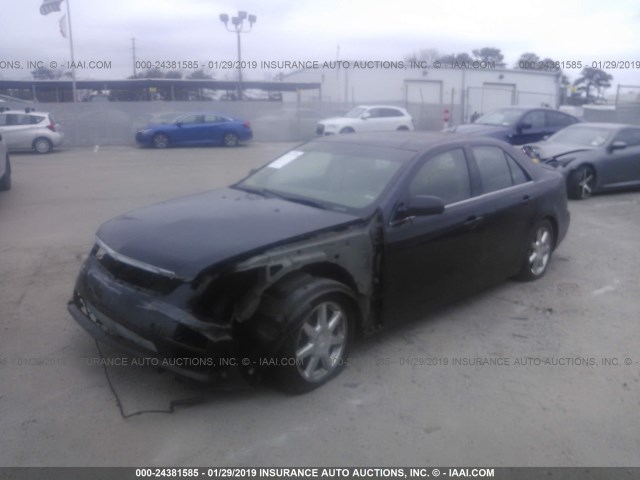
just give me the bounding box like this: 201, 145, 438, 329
68, 256, 237, 382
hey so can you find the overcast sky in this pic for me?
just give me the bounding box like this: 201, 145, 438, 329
1, 0, 639, 88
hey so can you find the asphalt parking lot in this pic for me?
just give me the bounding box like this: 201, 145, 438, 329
1, 143, 639, 467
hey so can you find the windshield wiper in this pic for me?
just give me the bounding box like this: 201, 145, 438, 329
233, 185, 328, 210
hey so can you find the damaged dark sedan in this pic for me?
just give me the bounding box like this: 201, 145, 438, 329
69, 133, 570, 393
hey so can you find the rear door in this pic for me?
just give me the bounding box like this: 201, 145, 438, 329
203, 114, 227, 143
468, 145, 537, 282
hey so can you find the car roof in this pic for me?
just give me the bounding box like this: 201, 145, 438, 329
353, 105, 407, 110
565, 122, 637, 130
0, 110, 48, 115
312, 131, 510, 152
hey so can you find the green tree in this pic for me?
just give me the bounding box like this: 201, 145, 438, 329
165, 70, 183, 79
439, 52, 473, 65
187, 69, 214, 80
516, 52, 540, 69
31, 67, 72, 80
472, 47, 504, 65
573, 67, 613, 102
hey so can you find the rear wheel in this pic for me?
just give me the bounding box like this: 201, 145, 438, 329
567, 165, 595, 200
514, 220, 554, 281
152, 133, 169, 149
0, 155, 11, 191
33, 137, 52, 154
397, 126, 410, 131
222, 133, 239, 147
339, 127, 355, 134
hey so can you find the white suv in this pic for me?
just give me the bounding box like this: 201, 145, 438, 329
0, 109, 64, 154
316, 105, 414, 135
0, 132, 10, 191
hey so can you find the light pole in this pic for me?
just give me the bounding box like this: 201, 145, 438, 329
219, 11, 257, 100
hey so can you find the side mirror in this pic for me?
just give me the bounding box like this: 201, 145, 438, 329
542, 135, 549, 141
609, 140, 627, 152
176, 122, 183, 127
407, 195, 445, 216
361, 112, 370, 120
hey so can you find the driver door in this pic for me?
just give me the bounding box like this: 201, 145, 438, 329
383, 147, 486, 324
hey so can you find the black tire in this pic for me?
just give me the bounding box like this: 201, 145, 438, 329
397, 126, 410, 131
567, 165, 595, 200
33, 137, 52, 154
339, 127, 355, 134
222, 132, 239, 147
152, 133, 169, 149
0, 155, 11, 191
252, 274, 356, 394
514, 219, 554, 281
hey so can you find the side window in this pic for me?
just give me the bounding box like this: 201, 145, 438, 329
546, 111, 575, 128
29, 115, 44, 125
613, 129, 640, 147
521, 111, 545, 129
472, 146, 514, 193
381, 108, 403, 117
179, 114, 203, 124
204, 114, 225, 123
505, 154, 530, 185
409, 148, 471, 205
0, 114, 7, 126
367, 108, 382, 118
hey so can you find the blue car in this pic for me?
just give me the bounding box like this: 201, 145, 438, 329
446, 107, 581, 145
135, 112, 253, 148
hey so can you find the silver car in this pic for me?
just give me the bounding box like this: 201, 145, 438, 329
0, 132, 10, 191
0, 109, 64, 154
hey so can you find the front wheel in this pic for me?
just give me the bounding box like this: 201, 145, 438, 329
254, 275, 355, 393
514, 220, 554, 281
222, 133, 239, 147
397, 126, 410, 131
152, 133, 169, 149
567, 165, 595, 200
339, 127, 355, 134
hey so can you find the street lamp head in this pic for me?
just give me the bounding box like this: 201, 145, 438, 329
231, 16, 240, 26
238, 11, 247, 20
248, 14, 257, 25
219, 13, 228, 24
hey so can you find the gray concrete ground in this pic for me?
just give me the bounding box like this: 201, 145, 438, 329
0, 144, 639, 467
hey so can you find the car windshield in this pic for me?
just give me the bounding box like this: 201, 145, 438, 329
344, 107, 367, 118
547, 125, 613, 147
235, 143, 412, 211
475, 109, 524, 126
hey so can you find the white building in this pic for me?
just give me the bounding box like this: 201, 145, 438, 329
283, 61, 561, 129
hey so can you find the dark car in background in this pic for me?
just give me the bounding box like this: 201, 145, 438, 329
446, 107, 581, 145
69, 133, 569, 393
522, 123, 640, 199
135, 112, 252, 148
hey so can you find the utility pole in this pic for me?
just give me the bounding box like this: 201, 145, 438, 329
132, 38, 137, 78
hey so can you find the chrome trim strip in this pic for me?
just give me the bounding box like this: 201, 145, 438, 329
96, 237, 180, 279
445, 181, 534, 209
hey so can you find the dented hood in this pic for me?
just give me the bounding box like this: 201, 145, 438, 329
96, 188, 360, 280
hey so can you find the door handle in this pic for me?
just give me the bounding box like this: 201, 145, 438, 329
463, 216, 484, 229
521, 194, 532, 205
